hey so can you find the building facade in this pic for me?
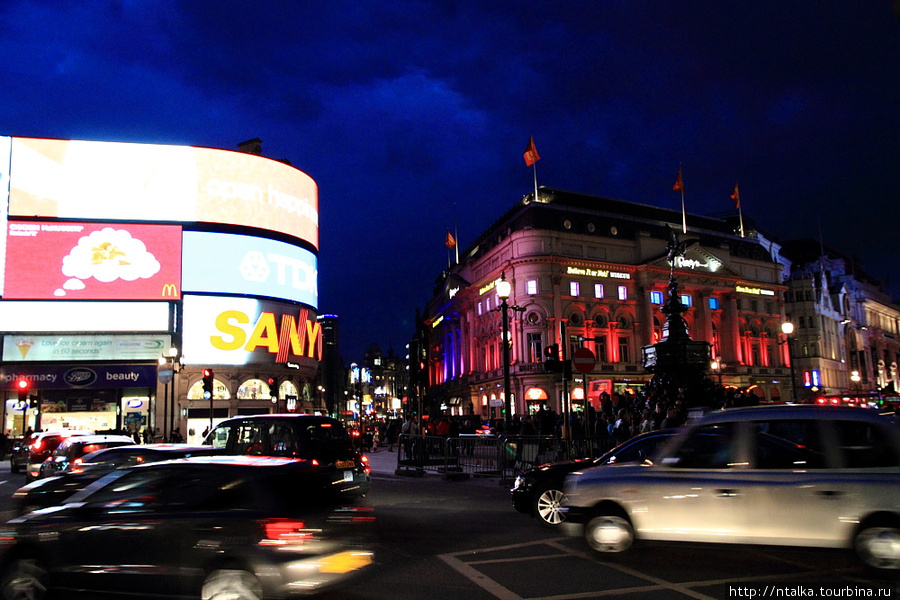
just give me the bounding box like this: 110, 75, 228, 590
420, 188, 794, 419
782, 240, 900, 402
0, 136, 323, 442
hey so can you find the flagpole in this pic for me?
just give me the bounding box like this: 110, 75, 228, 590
738, 204, 745, 238
680, 190, 687, 234
453, 201, 459, 264
533, 163, 539, 203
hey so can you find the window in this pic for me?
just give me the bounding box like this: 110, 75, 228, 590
618, 285, 628, 301
680, 294, 692, 307
618, 337, 629, 363
594, 336, 607, 362
669, 423, 738, 469
834, 420, 900, 468
709, 297, 720, 310
750, 419, 825, 469
650, 291, 664, 305
477, 302, 482, 316
594, 283, 604, 299
526, 279, 538, 295
527, 333, 542, 363
569, 281, 580, 297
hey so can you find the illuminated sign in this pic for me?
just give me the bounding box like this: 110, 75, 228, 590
479, 281, 496, 295
0, 137, 9, 296
3, 334, 172, 362
9, 137, 318, 249
566, 266, 631, 279
182, 231, 317, 308
182, 295, 321, 367
803, 370, 821, 388
0, 301, 170, 333
525, 387, 548, 400
736, 285, 776, 296
4, 222, 182, 300
0, 364, 158, 389
431, 315, 444, 328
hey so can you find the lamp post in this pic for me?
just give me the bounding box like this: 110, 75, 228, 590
851, 370, 861, 400
495, 272, 524, 429
781, 322, 798, 403
710, 358, 724, 387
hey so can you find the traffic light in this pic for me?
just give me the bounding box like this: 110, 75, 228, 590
544, 344, 561, 373
15, 378, 30, 404
202, 369, 214, 400
267, 377, 278, 404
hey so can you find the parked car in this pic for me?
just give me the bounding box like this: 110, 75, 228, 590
11, 444, 224, 517
0, 456, 375, 598
203, 414, 371, 498
511, 429, 677, 527
38, 434, 135, 479
22, 431, 92, 482
562, 405, 900, 570
8, 436, 32, 474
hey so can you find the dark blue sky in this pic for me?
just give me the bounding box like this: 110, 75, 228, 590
2, 1, 899, 361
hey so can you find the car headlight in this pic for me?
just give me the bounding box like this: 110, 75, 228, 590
512, 475, 525, 490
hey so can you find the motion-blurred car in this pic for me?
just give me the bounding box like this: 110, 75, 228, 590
11, 444, 223, 516
0, 456, 375, 598
204, 414, 371, 498
22, 431, 92, 482
38, 434, 135, 479
8, 436, 32, 474
562, 405, 900, 571
511, 429, 677, 527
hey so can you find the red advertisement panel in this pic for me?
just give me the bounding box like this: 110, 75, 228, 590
4, 222, 182, 300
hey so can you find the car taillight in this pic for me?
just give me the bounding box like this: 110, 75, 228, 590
359, 454, 370, 474
258, 518, 315, 546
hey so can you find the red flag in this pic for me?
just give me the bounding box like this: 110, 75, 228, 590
445, 231, 456, 249
730, 183, 740, 209
524, 136, 540, 167
672, 166, 684, 193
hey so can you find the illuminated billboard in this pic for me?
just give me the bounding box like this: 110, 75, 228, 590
182, 231, 317, 308
3, 334, 173, 362
0, 301, 170, 333
181, 295, 321, 367
4, 222, 182, 300
8, 137, 318, 249
0, 136, 9, 296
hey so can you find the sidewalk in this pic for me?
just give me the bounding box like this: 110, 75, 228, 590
362, 446, 507, 488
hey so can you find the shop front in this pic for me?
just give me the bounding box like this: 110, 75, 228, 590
1, 364, 157, 438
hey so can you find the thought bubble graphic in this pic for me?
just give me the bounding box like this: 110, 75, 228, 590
62, 228, 161, 284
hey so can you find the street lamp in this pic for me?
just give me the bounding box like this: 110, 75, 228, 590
710, 358, 724, 386
781, 322, 798, 403
496, 271, 524, 429
851, 370, 861, 400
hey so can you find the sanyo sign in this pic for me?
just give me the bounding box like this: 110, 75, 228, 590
182, 296, 322, 367
183, 231, 318, 308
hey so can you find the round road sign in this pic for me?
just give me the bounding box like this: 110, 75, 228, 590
572, 347, 596, 374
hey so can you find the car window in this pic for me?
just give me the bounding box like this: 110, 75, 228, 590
234, 423, 267, 455
84, 467, 225, 511
750, 420, 827, 469
606, 436, 666, 464
833, 420, 900, 468
208, 424, 232, 449
267, 422, 299, 456
668, 424, 738, 469
299, 421, 352, 446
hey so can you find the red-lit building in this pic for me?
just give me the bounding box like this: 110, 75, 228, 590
420, 188, 794, 419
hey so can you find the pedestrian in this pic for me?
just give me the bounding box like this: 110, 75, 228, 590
170, 427, 184, 443
400, 416, 418, 459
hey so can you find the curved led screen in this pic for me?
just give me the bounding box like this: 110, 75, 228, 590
182, 231, 317, 308
181, 295, 321, 368
4, 221, 182, 300
8, 137, 318, 249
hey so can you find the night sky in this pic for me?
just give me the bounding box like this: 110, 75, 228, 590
2, 1, 899, 361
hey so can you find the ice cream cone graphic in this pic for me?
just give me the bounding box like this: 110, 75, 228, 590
15, 338, 34, 359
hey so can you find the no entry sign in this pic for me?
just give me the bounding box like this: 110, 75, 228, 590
572, 347, 596, 374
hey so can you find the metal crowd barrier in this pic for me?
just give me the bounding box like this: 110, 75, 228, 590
395, 433, 612, 483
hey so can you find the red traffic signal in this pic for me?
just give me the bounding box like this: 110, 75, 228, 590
202, 369, 214, 399
15, 378, 30, 403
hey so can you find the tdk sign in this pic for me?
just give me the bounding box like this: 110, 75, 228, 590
182, 231, 318, 308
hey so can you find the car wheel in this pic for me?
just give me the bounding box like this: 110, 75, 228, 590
855, 524, 900, 570
1, 558, 49, 600
584, 514, 634, 554
202, 568, 263, 600
533, 485, 567, 526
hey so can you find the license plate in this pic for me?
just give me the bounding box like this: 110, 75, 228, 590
335, 460, 355, 469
